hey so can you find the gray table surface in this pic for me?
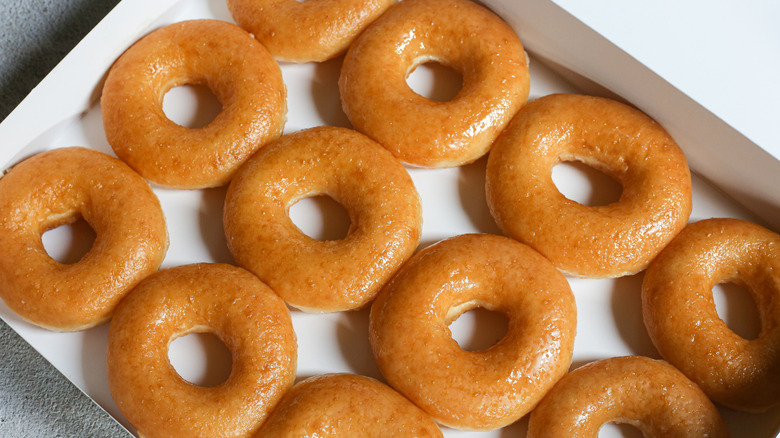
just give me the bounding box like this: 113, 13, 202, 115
1, 0, 131, 436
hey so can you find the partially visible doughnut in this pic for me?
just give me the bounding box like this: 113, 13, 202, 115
227, 0, 394, 62
369, 234, 576, 430
256, 374, 442, 437
527, 356, 729, 438
339, 0, 530, 168
642, 218, 780, 412
101, 19, 286, 189
486, 94, 692, 278
107, 263, 296, 438
0, 147, 167, 331
224, 126, 422, 313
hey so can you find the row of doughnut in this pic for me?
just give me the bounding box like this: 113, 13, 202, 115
0, 0, 777, 436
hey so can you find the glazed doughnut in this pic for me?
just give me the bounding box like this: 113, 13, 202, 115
0, 147, 167, 331
227, 0, 394, 62
642, 218, 780, 412
256, 374, 443, 437
101, 19, 286, 189
527, 356, 728, 438
107, 263, 296, 438
224, 126, 422, 313
486, 93, 692, 278
369, 234, 576, 430
339, 0, 530, 168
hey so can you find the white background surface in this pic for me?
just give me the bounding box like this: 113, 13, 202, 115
551, 0, 780, 159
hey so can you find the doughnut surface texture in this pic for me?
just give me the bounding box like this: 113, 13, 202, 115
0, 147, 167, 331
227, 0, 394, 62
107, 263, 296, 438
256, 374, 442, 437
101, 19, 286, 189
486, 93, 692, 278
224, 126, 422, 312
369, 234, 576, 430
527, 356, 728, 438
642, 218, 780, 412
339, 0, 530, 168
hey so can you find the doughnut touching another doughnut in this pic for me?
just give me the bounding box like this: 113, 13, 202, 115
0, 147, 167, 331
101, 19, 286, 189
224, 126, 422, 313
486, 93, 692, 278
339, 0, 530, 168
369, 234, 576, 430
256, 374, 443, 437
227, 0, 394, 62
527, 356, 728, 438
107, 263, 296, 438
642, 218, 780, 412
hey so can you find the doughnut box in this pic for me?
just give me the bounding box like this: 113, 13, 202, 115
0, 0, 778, 436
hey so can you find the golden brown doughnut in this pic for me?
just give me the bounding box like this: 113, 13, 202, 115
486, 93, 692, 278
256, 374, 443, 437
527, 356, 729, 438
107, 263, 296, 438
369, 234, 576, 430
101, 19, 286, 189
227, 0, 394, 62
339, 0, 530, 168
0, 147, 167, 331
224, 126, 422, 313
642, 218, 780, 412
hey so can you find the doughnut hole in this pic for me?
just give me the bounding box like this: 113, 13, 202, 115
446, 301, 509, 352
406, 59, 463, 102
598, 422, 644, 438
168, 330, 233, 387
713, 281, 761, 340
552, 159, 623, 207
162, 83, 222, 129
288, 194, 352, 241
41, 214, 96, 264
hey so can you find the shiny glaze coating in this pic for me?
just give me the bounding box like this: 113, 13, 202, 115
224, 126, 422, 312
369, 234, 576, 430
101, 19, 286, 189
339, 0, 530, 168
227, 0, 394, 62
107, 263, 296, 438
642, 218, 780, 412
256, 374, 443, 437
527, 356, 729, 438
0, 147, 167, 331
486, 93, 692, 278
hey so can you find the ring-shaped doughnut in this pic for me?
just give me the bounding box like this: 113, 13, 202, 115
339, 0, 530, 168
101, 19, 286, 189
227, 0, 394, 62
107, 263, 297, 438
0, 147, 167, 331
224, 126, 422, 312
256, 374, 442, 437
486, 94, 692, 278
642, 218, 780, 412
527, 356, 728, 438
369, 234, 576, 430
